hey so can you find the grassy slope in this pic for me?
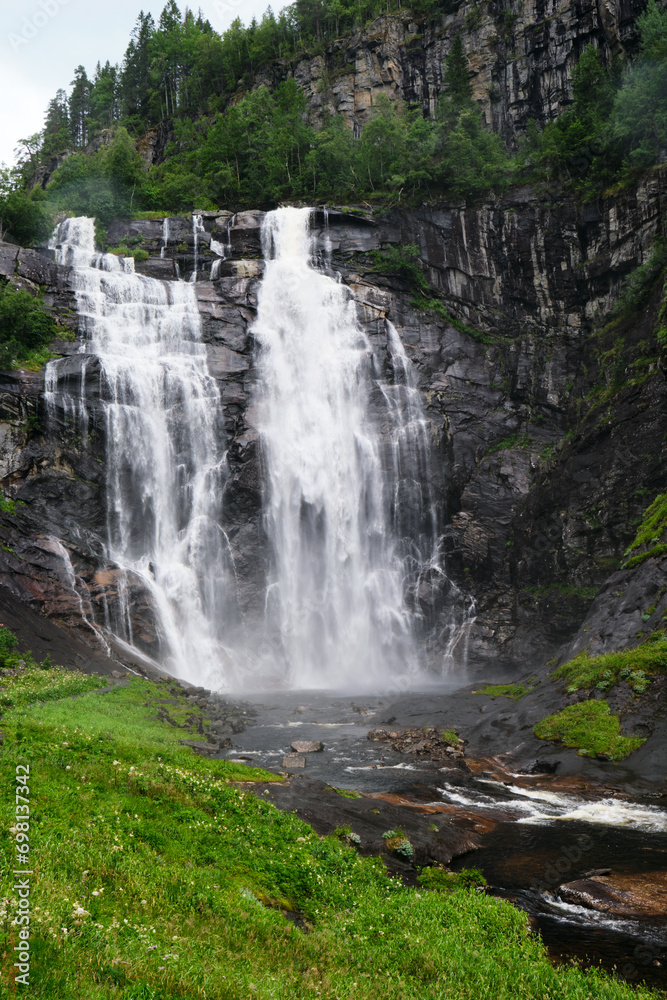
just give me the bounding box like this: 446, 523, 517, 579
0, 670, 662, 999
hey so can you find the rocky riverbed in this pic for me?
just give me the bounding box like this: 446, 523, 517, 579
121, 675, 666, 989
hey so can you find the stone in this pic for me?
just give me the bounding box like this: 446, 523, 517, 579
179, 740, 218, 757
557, 873, 667, 920
367, 729, 389, 741
290, 740, 323, 753
282, 753, 306, 769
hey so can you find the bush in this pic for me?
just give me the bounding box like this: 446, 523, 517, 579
0, 280, 58, 369
0, 187, 55, 248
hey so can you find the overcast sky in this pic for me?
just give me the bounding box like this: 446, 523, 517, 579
0, 0, 289, 167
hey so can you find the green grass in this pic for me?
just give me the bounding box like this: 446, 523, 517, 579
534, 700, 646, 760
552, 631, 667, 694
473, 683, 531, 701
623, 492, 667, 568
418, 867, 487, 892
0, 656, 661, 997
331, 788, 363, 799
441, 728, 460, 746
486, 433, 533, 457
0, 662, 105, 708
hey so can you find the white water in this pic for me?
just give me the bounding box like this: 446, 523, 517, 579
438, 780, 667, 832
46, 216, 238, 685
160, 218, 169, 259
190, 213, 205, 282
252, 207, 462, 688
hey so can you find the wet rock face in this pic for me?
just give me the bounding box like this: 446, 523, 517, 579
558, 872, 667, 920
252, 0, 644, 147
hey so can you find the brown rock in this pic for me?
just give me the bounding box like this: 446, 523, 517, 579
558, 872, 667, 920
290, 740, 323, 753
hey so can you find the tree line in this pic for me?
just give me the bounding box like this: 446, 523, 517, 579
0, 0, 665, 244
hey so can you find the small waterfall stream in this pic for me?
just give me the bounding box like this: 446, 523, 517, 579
46, 216, 238, 684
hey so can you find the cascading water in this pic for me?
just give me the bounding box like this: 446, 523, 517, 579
46, 216, 239, 685
160, 217, 169, 259
382, 321, 476, 666
252, 207, 468, 689
190, 213, 205, 282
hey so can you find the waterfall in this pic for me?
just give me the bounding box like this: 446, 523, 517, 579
46, 216, 238, 685
190, 213, 205, 282
210, 237, 225, 282
383, 321, 476, 668
252, 207, 423, 689
160, 217, 169, 259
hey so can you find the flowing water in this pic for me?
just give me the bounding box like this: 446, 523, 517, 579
252, 207, 468, 688
46, 216, 238, 684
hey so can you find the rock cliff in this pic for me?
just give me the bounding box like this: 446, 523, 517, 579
253, 0, 645, 147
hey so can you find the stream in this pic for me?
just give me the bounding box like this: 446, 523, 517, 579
221, 689, 667, 988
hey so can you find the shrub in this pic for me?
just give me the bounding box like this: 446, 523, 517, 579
0, 280, 58, 369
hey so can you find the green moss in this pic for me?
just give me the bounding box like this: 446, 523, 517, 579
485, 433, 533, 457
107, 247, 150, 262
623, 492, 667, 568
553, 631, 667, 694
0, 491, 17, 515
442, 728, 460, 746
412, 294, 495, 345
534, 700, 645, 760
473, 683, 530, 700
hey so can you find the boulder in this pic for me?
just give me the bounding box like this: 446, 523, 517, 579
282, 753, 306, 768
290, 740, 323, 753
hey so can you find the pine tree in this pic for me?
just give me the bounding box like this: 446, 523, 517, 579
444, 33, 473, 106
42, 89, 70, 156
159, 0, 182, 32
120, 11, 156, 123
69, 66, 91, 148
90, 62, 120, 132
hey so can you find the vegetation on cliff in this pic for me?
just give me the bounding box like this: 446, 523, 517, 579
623, 493, 667, 568
0, 167, 53, 248
0, 0, 658, 228
0, 630, 660, 998
525, 0, 667, 196
534, 699, 646, 760
0, 281, 62, 370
